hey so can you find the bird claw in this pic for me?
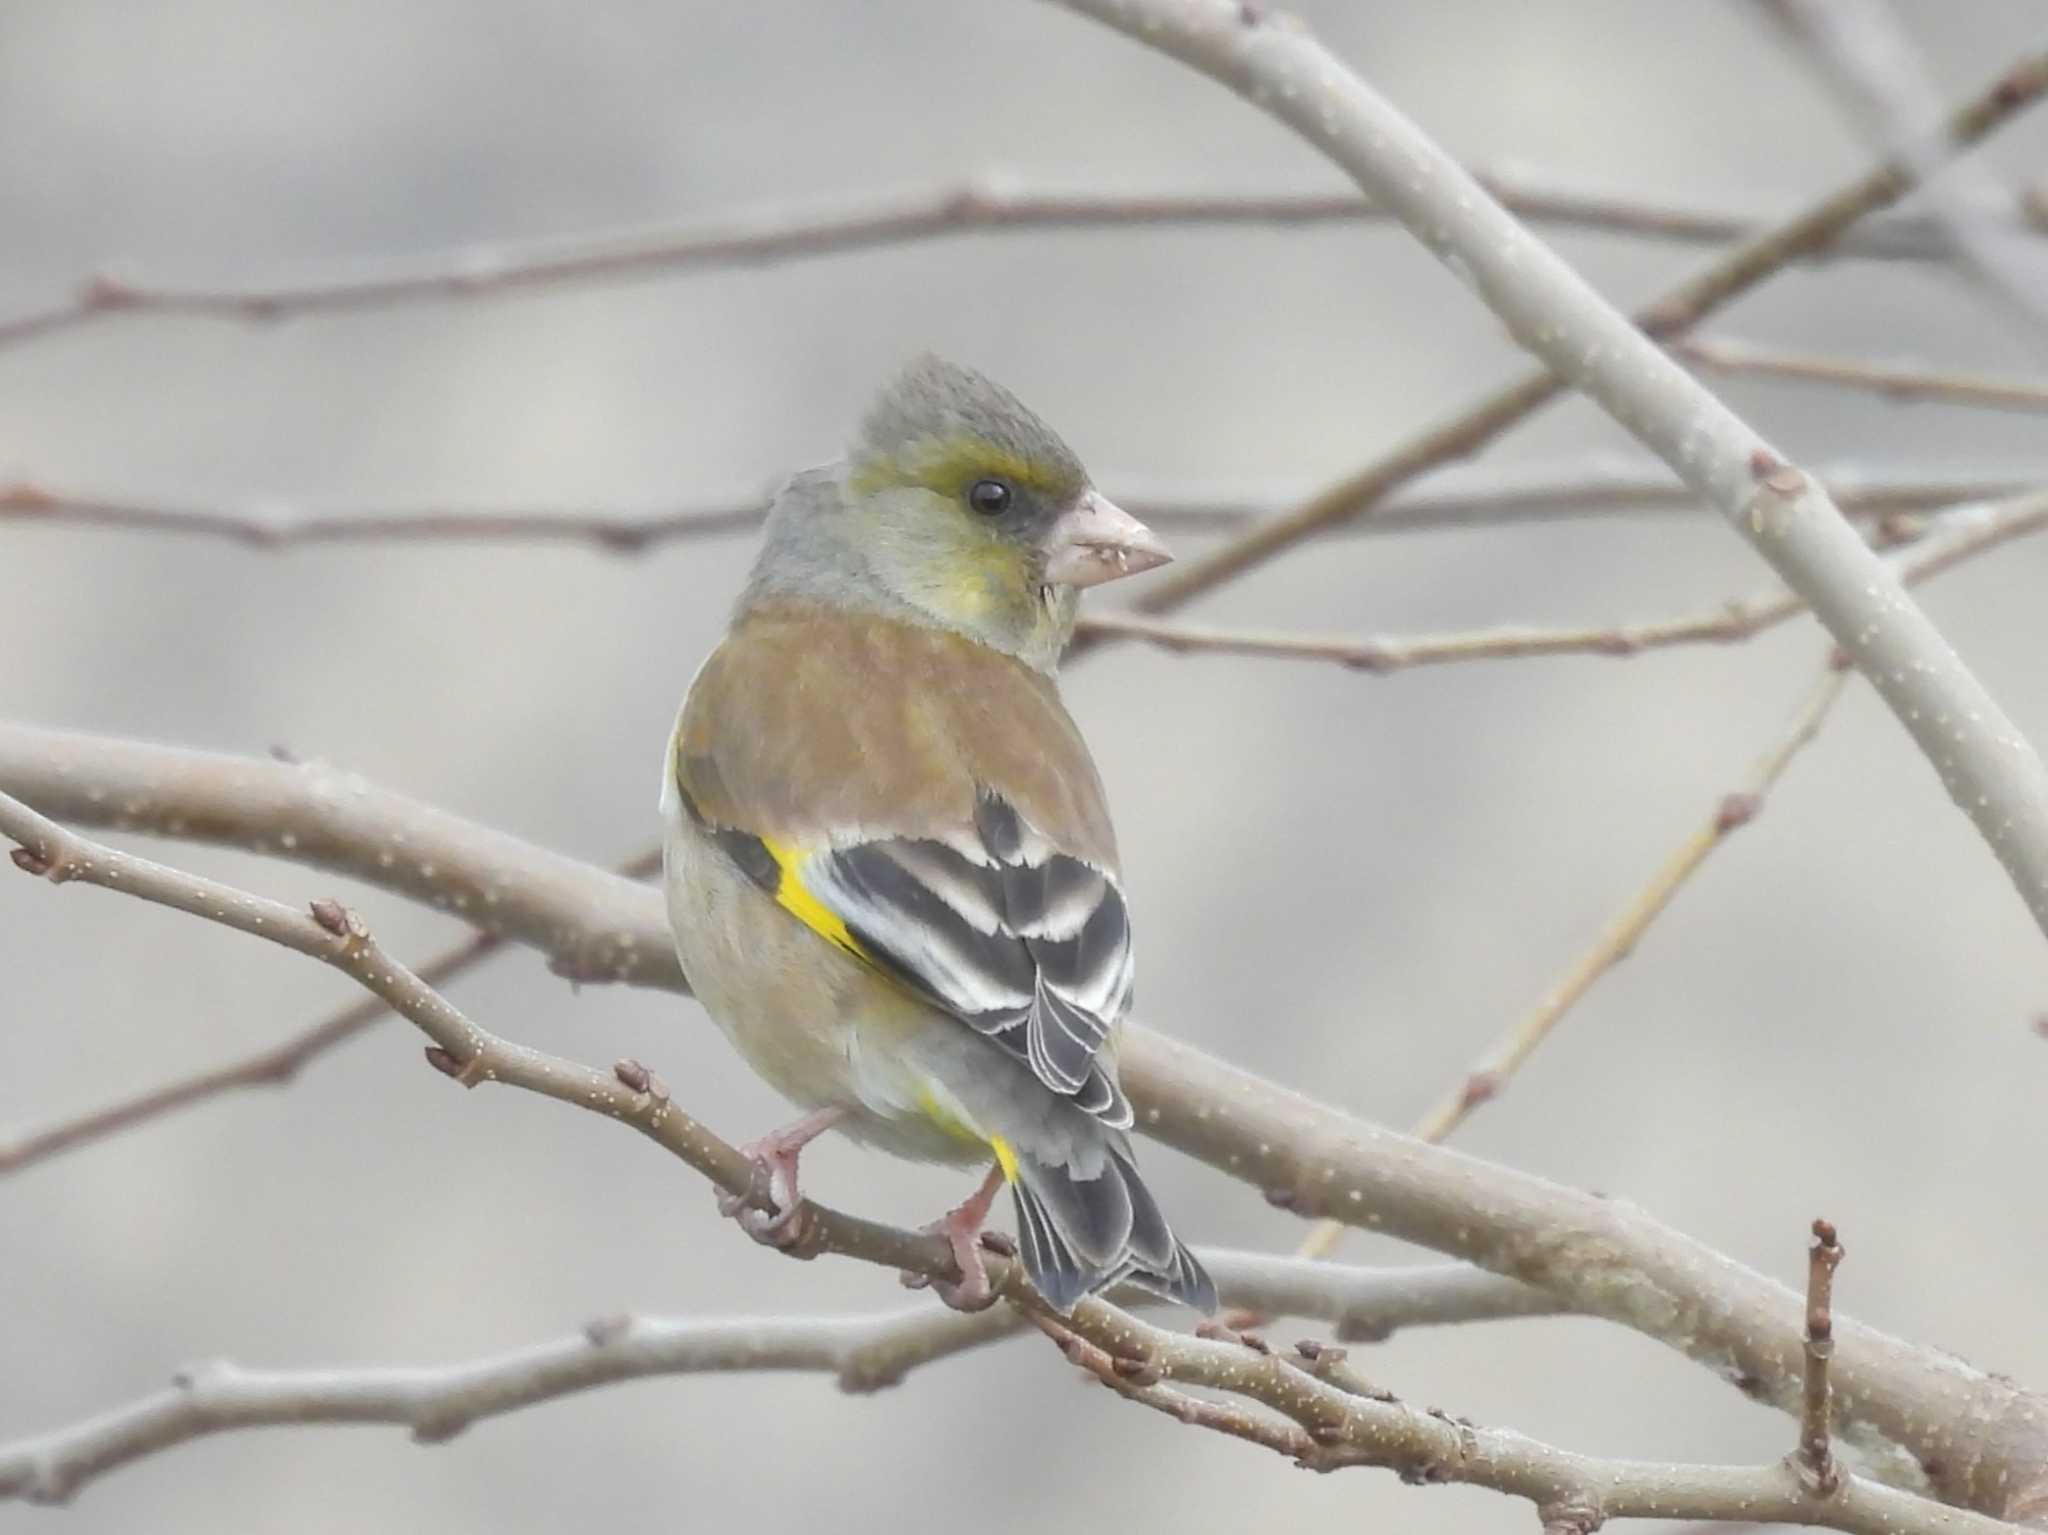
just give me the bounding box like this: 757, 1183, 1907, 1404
898, 1226, 996, 1311
898, 1170, 1007, 1312
715, 1110, 842, 1257
718, 1175, 814, 1252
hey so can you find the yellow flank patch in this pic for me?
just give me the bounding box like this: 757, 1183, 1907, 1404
758, 836, 865, 960
915, 1082, 995, 1153
989, 1136, 1020, 1184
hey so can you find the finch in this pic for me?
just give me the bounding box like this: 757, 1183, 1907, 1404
662, 355, 1213, 1314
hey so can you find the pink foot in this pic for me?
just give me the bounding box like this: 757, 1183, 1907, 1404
718, 1107, 845, 1251
901, 1165, 1006, 1311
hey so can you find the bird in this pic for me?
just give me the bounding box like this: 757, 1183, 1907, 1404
660, 354, 1215, 1315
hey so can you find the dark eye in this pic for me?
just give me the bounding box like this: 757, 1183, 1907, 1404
967, 478, 1013, 516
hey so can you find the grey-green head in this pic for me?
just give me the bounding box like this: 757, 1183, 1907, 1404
744, 356, 1170, 671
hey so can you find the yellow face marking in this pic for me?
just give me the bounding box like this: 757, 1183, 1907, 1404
849, 434, 1077, 503
758, 836, 865, 960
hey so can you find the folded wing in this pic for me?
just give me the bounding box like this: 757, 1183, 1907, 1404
685, 783, 1135, 1129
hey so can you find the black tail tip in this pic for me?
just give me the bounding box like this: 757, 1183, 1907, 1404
1009, 1149, 1219, 1315
1024, 1252, 1212, 1326
1125, 1242, 1219, 1315
1022, 1236, 1219, 1317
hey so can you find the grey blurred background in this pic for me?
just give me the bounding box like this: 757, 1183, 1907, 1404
4, 2, 2047, 1530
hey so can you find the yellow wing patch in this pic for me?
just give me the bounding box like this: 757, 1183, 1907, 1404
758, 835, 867, 961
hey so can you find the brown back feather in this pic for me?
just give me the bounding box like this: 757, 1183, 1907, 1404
676, 600, 1118, 870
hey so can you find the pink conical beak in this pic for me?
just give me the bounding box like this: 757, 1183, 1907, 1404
1042, 492, 1173, 589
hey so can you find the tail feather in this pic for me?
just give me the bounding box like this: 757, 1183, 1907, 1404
1010, 1147, 1216, 1315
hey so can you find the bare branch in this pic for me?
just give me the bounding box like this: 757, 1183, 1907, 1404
2, 168, 2037, 354
1078, 487, 2048, 674
0, 1251, 1553, 1503
1418, 659, 1848, 1141
1676, 335, 2048, 415
0, 927, 499, 1175
1756, 0, 2048, 348
5, 731, 2048, 1515
1051, 3, 2048, 950
11, 462, 2043, 554
0, 480, 774, 550
0, 792, 2026, 1533
1044, 1320, 2025, 1535
0, 727, 676, 987
0, 846, 662, 1175
0, 785, 961, 1283
1088, 41, 2048, 621
1802, 1219, 1849, 1496
1276, 657, 1845, 1285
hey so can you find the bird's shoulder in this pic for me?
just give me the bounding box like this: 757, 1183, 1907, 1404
675, 598, 1117, 869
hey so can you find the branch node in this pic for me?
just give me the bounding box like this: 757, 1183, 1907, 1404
1797, 1216, 1847, 1496
1110, 1355, 1165, 1387
79, 272, 136, 311
835, 1354, 908, 1396
409, 1414, 469, 1445
307, 898, 368, 943
1457, 1070, 1501, 1113
1333, 1312, 1393, 1343
1339, 646, 1395, 673
0, 479, 54, 512
8, 843, 55, 877
168, 1358, 230, 1394
1537, 1498, 1605, 1534
1714, 791, 1761, 833
582, 1313, 632, 1346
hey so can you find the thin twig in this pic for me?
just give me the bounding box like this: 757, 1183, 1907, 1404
1420, 662, 1850, 1144
0, 927, 496, 1175
0, 785, 958, 1279
1280, 659, 1849, 1277
1082, 485, 2048, 676
1801, 1219, 1848, 1496
0, 847, 663, 1175
1055, 2, 2048, 945
6, 732, 2048, 1514
0, 1252, 1557, 1503
1675, 335, 2048, 414
1044, 1316, 2021, 1535
1087, 40, 2048, 620
2, 169, 2036, 353
10, 463, 2042, 552
1757, 0, 2048, 349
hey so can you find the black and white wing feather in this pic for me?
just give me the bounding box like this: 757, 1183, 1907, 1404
800, 790, 1136, 1128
